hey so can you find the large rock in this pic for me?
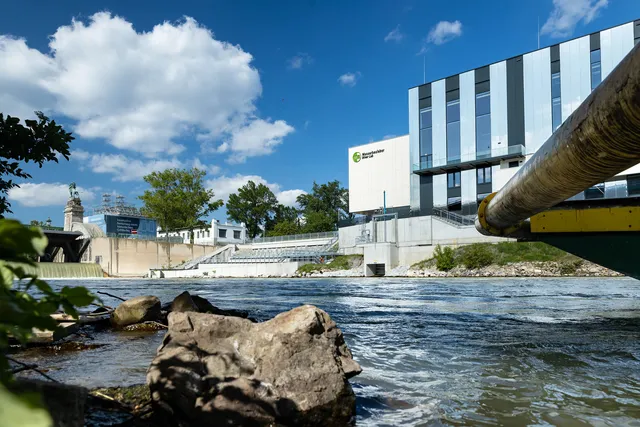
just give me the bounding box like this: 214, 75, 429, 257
170, 291, 199, 313
111, 295, 161, 328
147, 305, 361, 426
168, 291, 252, 320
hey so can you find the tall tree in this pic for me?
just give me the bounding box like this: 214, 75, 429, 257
296, 180, 349, 231
265, 204, 300, 233
0, 112, 73, 218
226, 181, 278, 239
139, 168, 223, 261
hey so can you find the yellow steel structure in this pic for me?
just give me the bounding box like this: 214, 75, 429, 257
530, 206, 640, 233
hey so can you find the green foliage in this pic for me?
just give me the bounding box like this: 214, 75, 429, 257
226, 181, 279, 239
139, 168, 223, 244
296, 180, 349, 232
0, 220, 97, 426
460, 243, 495, 269
266, 220, 301, 237
494, 241, 569, 264
433, 244, 456, 271
0, 112, 73, 218
296, 255, 363, 274
301, 210, 336, 233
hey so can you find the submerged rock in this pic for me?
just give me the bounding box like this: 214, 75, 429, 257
111, 296, 161, 328
169, 291, 252, 320
147, 305, 361, 426
170, 291, 198, 313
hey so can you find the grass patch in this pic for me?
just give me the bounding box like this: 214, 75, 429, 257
413, 242, 581, 271
297, 255, 363, 274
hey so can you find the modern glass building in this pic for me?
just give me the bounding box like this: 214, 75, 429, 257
408, 19, 640, 217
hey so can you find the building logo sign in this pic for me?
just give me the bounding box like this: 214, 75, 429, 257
353, 149, 385, 163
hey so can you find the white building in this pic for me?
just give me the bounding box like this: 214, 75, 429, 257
157, 219, 247, 246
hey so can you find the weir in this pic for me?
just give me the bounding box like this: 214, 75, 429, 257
15, 262, 104, 279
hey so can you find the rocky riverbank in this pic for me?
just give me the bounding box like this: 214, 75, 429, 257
11, 291, 361, 427
294, 260, 622, 278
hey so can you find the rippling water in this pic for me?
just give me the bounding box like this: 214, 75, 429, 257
15, 277, 640, 426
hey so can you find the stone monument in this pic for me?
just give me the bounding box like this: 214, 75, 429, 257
63, 182, 84, 231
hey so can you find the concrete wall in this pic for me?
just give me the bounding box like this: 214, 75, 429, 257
85, 237, 220, 277
153, 262, 303, 278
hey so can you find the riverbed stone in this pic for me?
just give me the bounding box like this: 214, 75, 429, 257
111, 295, 161, 328
170, 291, 198, 313
147, 305, 361, 426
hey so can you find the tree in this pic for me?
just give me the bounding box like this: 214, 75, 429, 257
296, 180, 349, 232
265, 204, 300, 234
139, 168, 223, 264
0, 112, 73, 218
301, 210, 336, 233
0, 219, 96, 426
266, 220, 301, 237
226, 181, 278, 239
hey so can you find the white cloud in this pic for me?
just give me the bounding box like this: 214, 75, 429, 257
287, 52, 313, 69
8, 182, 96, 207
218, 119, 294, 164
304, 120, 310, 130
382, 134, 397, 140
426, 20, 463, 45
73, 150, 184, 182
0, 12, 294, 162
541, 0, 608, 38
192, 158, 221, 176
338, 72, 361, 87
205, 174, 305, 207
277, 189, 306, 207
384, 25, 405, 43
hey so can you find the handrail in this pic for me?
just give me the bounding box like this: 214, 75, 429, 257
432, 207, 475, 226
251, 231, 338, 244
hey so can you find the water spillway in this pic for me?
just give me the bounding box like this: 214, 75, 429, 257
16, 262, 104, 278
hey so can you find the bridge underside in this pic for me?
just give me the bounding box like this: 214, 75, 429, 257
522, 199, 640, 279
41, 230, 88, 263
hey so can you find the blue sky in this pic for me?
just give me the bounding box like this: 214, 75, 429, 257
2, 0, 639, 225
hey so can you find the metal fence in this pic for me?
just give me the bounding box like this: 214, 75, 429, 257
105, 233, 184, 243
251, 231, 338, 244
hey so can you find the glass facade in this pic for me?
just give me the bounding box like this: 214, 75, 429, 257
551, 72, 562, 131
447, 197, 462, 212
419, 108, 433, 168
628, 174, 640, 196
477, 192, 491, 205
446, 100, 461, 163
475, 92, 491, 158
584, 183, 605, 199
447, 171, 461, 188
590, 49, 601, 91
477, 166, 492, 184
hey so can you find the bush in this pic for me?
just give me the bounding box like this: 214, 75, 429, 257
434, 244, 456, 271
460, 244, 495, 269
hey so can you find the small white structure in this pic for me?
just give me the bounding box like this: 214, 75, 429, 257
157, 220, 247, 246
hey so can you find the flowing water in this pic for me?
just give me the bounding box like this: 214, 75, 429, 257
15, 277, 640, 426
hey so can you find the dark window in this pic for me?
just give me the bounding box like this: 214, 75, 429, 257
508, 161, 520, 168
627, 174, 640, 196
207, 231, 210, 237
477, 167, 492, 184
551, 72, 561, 99
447, 171, 461, 188
219, 229, 227, 238
475, 91, 491, 158
590, 49, 601, 90
584, 183, 605, 199
234, 230, 241, 239
552, 98, 562, 132
447, 100, 461, 163
419, 108, 433, 168
551, 72, 562, 131
636, 38, 640, 46
447, 197, 462, 212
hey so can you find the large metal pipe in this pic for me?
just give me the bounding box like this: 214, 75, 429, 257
476, 42, 640, 236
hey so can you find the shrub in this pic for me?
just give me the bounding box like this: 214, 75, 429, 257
460, 244, 495, 269
434, 244, 456, 271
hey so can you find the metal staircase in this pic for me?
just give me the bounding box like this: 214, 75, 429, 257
432, 207, 476, 228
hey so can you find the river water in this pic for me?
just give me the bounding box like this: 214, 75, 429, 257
16, 277, 640, 426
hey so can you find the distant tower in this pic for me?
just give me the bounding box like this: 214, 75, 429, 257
64, 182, 84, 231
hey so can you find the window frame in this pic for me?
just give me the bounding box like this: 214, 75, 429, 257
447, 171, 461, 188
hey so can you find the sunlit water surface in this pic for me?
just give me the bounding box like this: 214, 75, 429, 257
16, 277, 640, 426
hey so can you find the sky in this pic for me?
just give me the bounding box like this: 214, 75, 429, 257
2, 0, 639, 225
